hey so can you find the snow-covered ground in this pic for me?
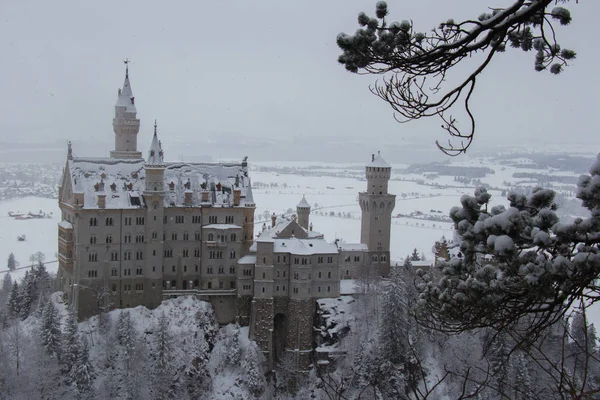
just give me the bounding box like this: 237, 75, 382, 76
0, 197, 60, 281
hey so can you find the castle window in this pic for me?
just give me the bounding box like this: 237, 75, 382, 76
124, 269, 131, 276
230, 281, 236, 289
136, 251, 143, 260
282, 285, 285, 291
153, 266, 156, 272
110, 251, 118, 261
88, 253, 98, 262
318, 272, 322, 279
229, 266, 235, 274
171, 280, 176, 288
183, 280, 187, 290
208, 233, 214, 241
194, 232, 201, 241
152, 231, 158, 239
207, 282, 212, 289
184, 265, 187, 272
318, 286, 321, 293
261, 287, 265, 293
327, 286, 331, 293
136, 217, 145, 225
136, 234, 144, 243
207, 266, 213, 274
87, 270, 98, 278
89, 217, 97, 226
283, 256, 287, 263
90, 236, 97, 244
175, 215, 184, 224
277, 270, 280, 278
105, 217, 113, 226
230, 251, 236, 259
183, 249, 189, 258
354, 256, 360, 262
124, 234, 131, 243
112, 284, 117, 293
294, 272, 299, 280
263, 257, 266, 264
164, 249, 173, 258
194, 248, 200, 257
327, 257, 333, 263
172, 265, 176, 272
243, 269, 251, 276
225, 216, 234, 224
209, 216, 217, 224
372, 255, 379, 262
136, 267, 143, 275
111, 268, 117, 276
192, 216, 201, 224
106, 235, 113, 244
317, 256, 323, 263
124, 251, 131, 260
276, 285, 279, 292
163, 216, 167, 223
183, 233, 189, 241
194, 279, 199, 288
195, 265, 199, 272
346, 270, 349, 276
262, 272, 265, 279
328, 271, 331, 279
124, 217, 131, 225
294, 258, 299, 264
218, 266, 224, 274
283, 271, 286, 278
293, 288, 298, 294
231, 233, 237, 242
381, 255, 387, 262
219, 282, 224, 289
172, 233, 178, 241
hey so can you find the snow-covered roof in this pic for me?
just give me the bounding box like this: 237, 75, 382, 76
337, 243, 368, 251
297, 195, 310, 208
368, 151, 390, 168
257, 216, 323, 241
245, 180, 255, 206
272, 237, 338, 255
58, 220, 73, 229
66, 157, 253, 209
238, 255, 257, 264
203, 224, 241, 230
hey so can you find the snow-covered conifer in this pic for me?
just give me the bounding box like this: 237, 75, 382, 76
186, 334, 211, 398
7, 253, 16, 271
150, 312, 178, 400
410, 248, 421, 261
224, 324, 241, 366
7, 281, 20, 319
513, 351, 531, 400
240, 342, 265, 398
40, 301, 61, 359
70, 336, 95, 399
378, 262, 410, 365
18, 271, 34, 319
62, 312, 80, 377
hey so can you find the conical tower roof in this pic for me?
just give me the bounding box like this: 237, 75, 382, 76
368, 151, 390, 168
245, 179, 255, 206
147, 120, 163, 165
115, 61, 136, 113
297, 195, 310, 208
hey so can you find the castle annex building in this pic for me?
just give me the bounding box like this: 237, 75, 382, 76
57, 65, 396, 367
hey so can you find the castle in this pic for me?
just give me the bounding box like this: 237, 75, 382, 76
57, 64, 395, 368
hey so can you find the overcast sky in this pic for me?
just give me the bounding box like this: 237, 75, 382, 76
0, 0, 598, 161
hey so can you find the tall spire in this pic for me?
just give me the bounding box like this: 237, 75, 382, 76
147, 120, 163, 165
245, 179, 255, 206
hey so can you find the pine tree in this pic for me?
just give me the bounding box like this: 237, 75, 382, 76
70, 336, 95, 399
240, 343, 265, 398
18, 271, 34, 319
116, 310, 140, 399
7, 281, 20, 319
62, 312, 80, 377
488, 332, 512, 399
150, 312, 177, 400
40, 301, 61, 359
410, 248, 420, 261
186, 334, 211, 399
225, 324, 241, 366
7, 253, 16, 271
378, 263, 410, 365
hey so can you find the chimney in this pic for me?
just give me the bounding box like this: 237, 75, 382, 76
184, 190, 193, 206
97, 193, 106, 209
309, 222, 313, 231
372, 153, 375, 162
201, 189, 209, 202
271, 213, 277, 228
233, 188, 241, 206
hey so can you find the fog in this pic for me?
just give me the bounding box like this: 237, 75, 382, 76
0, 0, 598, 164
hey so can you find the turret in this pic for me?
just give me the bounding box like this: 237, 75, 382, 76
144, 120, 165, 194
296, 195, 311, 230
110, 60, 142, 159
366, 151, 391, 195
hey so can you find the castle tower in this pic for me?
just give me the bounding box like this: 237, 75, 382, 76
359, 151, 395, 276
110, 60, 142, 159
143, 121, 166, 307
296, 195, 310, 231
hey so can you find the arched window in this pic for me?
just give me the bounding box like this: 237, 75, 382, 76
207, 282, 212, 289
208, 233, 214, 241
231, 233, 237, 242
262, 287, 265, 293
